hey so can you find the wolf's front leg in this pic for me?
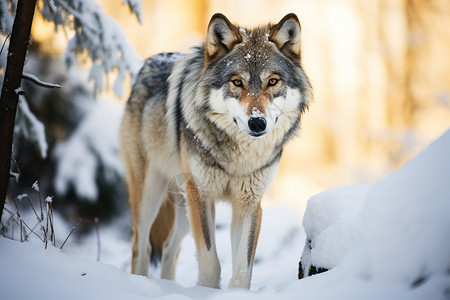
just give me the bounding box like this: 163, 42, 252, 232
229, 201, 262, 289
185, 178, 221, 288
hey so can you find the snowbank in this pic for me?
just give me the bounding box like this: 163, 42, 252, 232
301, 184, 369, 274
362, 128, 450, 285
0, 238, 219, 300
0, 205, 304, 300
300, 128, 450, 297
1, 129, 449, 300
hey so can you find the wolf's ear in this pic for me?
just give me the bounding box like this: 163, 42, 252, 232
205, 13, 241, 62
270, 13, 302, 62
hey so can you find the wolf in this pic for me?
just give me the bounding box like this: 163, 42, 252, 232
120, 13, 312, 289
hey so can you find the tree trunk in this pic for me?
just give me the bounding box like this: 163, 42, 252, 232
0, 0, 37, 222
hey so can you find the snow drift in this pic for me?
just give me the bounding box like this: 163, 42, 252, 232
1, 129, 449, 299
300, 128, 450, 297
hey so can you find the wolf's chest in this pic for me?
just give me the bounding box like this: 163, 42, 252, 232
186, 129, 279, 175
187, 147, 279, 200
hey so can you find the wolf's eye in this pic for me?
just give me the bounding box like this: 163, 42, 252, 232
268, 78, 279, 87
232, 79, 243, 87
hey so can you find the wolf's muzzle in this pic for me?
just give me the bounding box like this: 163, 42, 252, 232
248, 117, 267, 134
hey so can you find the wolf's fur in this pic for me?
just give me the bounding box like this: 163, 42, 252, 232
120, 13, 312, 289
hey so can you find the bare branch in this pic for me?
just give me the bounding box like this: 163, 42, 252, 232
21, 219, 45, 243
0, 33, 11, 55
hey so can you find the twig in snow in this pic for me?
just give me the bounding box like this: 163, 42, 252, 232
46, 197, 56, 247
34, 183, 44, 221
21, 218, 44, 243
24, 217, 41, 241
94, 217, 101, 261
60, 216, 82, 250
24, 195, 40, 223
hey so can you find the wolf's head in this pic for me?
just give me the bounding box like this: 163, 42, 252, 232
201, 13, 312, 138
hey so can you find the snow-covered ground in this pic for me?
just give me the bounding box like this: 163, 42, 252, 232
1, 129, 449, 300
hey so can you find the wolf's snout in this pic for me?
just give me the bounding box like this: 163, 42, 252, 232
248, 117, 267, 133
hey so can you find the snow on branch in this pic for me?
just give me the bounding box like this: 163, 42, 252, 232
46, 0, 143, 98
0, 1, 15, 71
22, 72, 61, 89
2, 0, 143, 98
123, 0, 142, 23
15, 95, 48, 159
0, 0, 15, 34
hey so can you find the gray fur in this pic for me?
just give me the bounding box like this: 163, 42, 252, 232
121, 13, 312, 289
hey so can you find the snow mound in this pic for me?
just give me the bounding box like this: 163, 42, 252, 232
300, 128, 450, 297
301, 184, 369, 273
363, 128, 450, 284
0, 238, 218, 300
2, 129, 449, 300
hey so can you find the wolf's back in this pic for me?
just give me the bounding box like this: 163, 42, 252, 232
126, 52, 184, 117
120, 52, 185, 175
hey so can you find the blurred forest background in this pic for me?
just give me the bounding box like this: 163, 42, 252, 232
3, 0, 450, 223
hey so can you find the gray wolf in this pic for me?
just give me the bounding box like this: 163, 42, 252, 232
120, 13, 312, 289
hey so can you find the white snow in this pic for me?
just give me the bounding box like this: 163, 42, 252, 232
16, 193, 28, 202
362, 128, 450, 284
0, 0, 14, 35
88, 62, 104, 93
251, 107, 264, 118
53, 99, 124, 201
2, 128, 450, 299
22, 72, 62, 89
36, 0, 143, 97
14, 87, 23, 95
48, 0, 57, 14
15, 95, 48, 159
124, 0, 142, 23
32, 181, 40, 192
239, 28, 248, 43
9, 170, 20, 182
301, 184, 368, 272
299, 128, 450, 297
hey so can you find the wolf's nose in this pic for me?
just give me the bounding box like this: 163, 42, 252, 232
248, 117, 267, 133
